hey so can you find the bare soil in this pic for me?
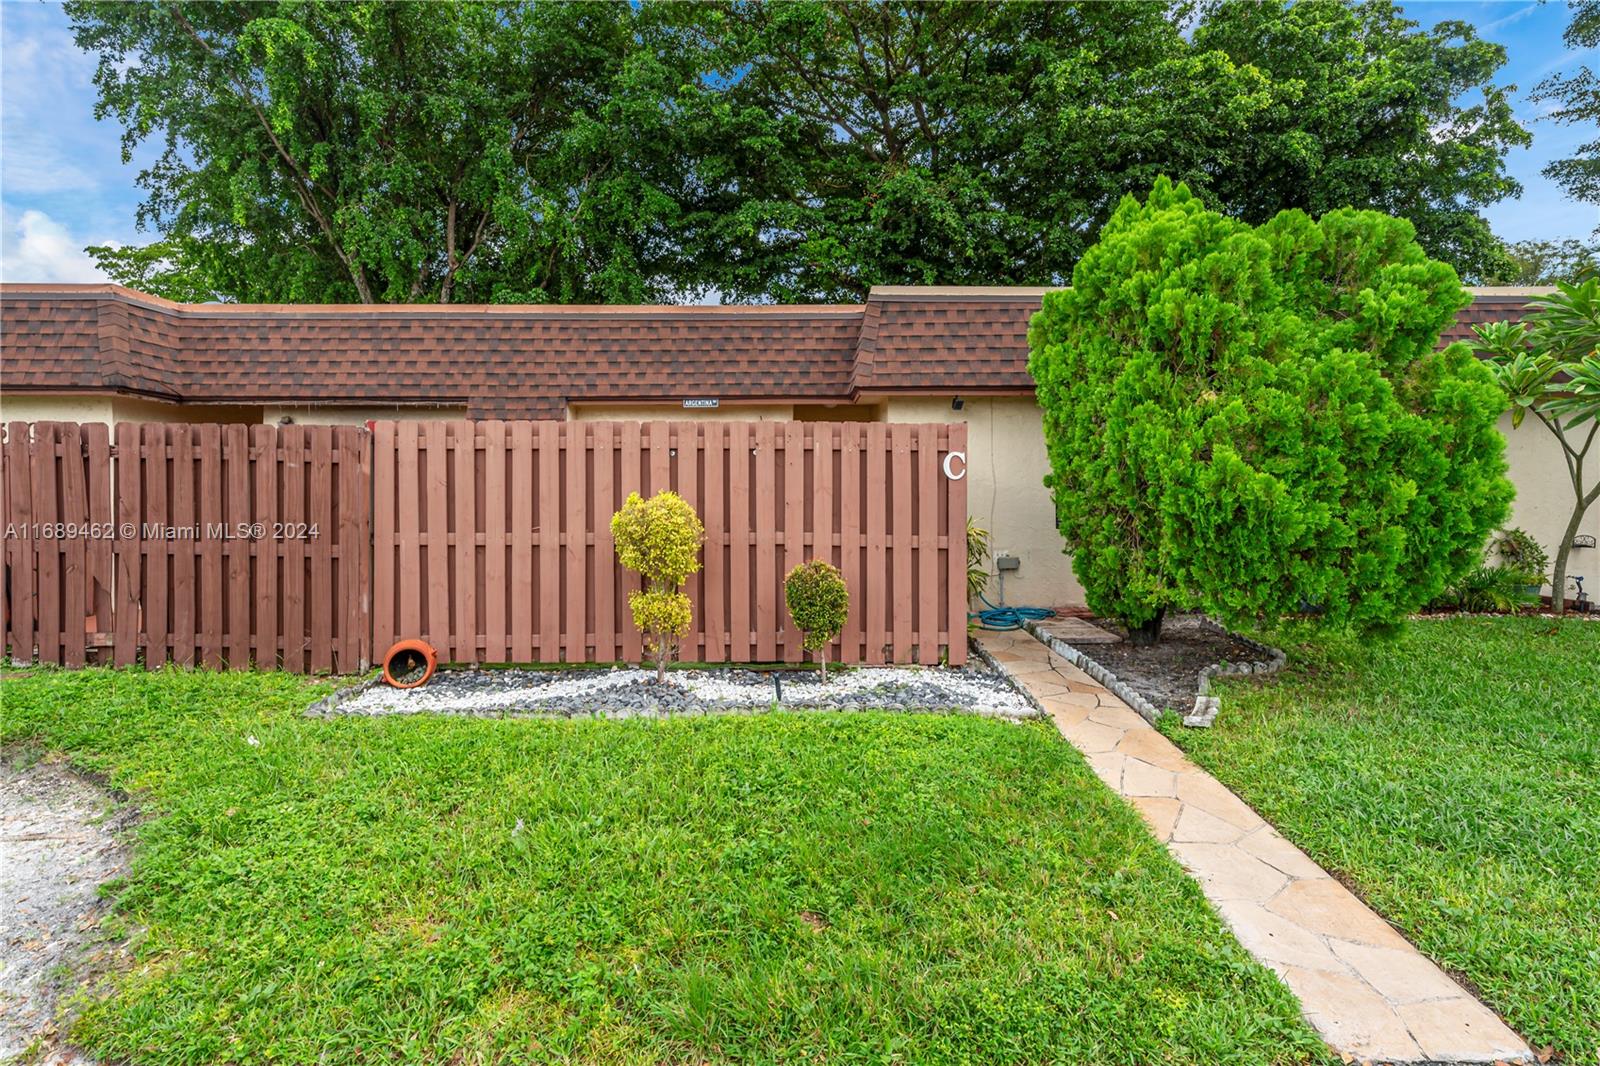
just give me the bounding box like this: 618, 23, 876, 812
1, 758, 132, 1065
1078, 614, 1262, 713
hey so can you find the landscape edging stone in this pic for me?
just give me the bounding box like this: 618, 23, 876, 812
1021, 621, 1164, 725
1020, 618, 1285, 728
968, 635, 1049, 720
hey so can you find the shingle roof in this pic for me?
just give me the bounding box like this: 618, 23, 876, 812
0, 283, 1543, 418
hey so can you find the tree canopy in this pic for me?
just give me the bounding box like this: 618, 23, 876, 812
1028, 179, 1512, 641
1533, 0, 1600, 232
70, 0, 1531, 304
72, 0, 696, 303
1483, 239, 1600, 285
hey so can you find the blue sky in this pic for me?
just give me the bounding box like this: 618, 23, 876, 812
1, 0, 1595, 286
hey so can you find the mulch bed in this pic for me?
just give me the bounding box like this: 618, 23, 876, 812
1076, 614, 1261, 714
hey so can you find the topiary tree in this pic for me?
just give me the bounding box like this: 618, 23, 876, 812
1028, 177, 1513, 643
611, 490, 705, 682
784, 560, 850, 681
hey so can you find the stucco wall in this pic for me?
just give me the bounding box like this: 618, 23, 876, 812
0, 394, 260, 425
1499, 411, 1599, 597
0, 394, 117, 426
263, 404, 467, 425
0, 394, 463, 427
568, 403, 797, 422
883, 396, 1083, 608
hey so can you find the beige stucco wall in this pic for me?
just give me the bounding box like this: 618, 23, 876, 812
0, 393, 260, 425
884, 395, 1083, 608
0, 393, 117, 426
568, 402, 797, 422
1499, 411, 1599, 596
263, 403, 466, 425
0, 393, 463, 427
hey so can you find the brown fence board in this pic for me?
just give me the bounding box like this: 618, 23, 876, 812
591, 422, 617, 663
538, 420, 561, 661
617, 420, 642, 664
141, 426, 168, 666
84, 424, 114, 656
509, 421, 535, 663
59, 424, 87, 667
6, 417, 963, 673
482, 421, 507, 664
32, 425, 62, 666
308, 428, 333, 673
369, 419, 966, 668
727, 423, 751, 663
701, 424, 724, 662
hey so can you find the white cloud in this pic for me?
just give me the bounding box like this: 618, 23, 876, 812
0, 5, 105, 195
0, 205, 112, 283
1479, 3, 1539, 34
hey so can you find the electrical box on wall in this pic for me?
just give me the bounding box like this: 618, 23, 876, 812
995, 553, 1020, 572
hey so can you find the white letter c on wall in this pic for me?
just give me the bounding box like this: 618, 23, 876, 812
943, 451, 967, 481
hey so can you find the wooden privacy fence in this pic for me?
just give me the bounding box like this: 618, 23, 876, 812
373, 420, 968, 667
5, 418, 968, 671
2, 421, 370, 672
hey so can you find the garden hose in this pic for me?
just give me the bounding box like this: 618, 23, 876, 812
969, 593, 1056, 631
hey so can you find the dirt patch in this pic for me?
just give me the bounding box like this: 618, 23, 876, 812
1074, 614, 1262, 714
1, 758, 134, 1064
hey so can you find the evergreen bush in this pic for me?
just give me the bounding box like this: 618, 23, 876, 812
1029, 178, 1513, 642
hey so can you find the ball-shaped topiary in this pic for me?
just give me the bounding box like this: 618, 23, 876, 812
784, 559, 850, 681
627, 587, 693, 680
1028, 178, 1512, 643
611, 490, 705, 680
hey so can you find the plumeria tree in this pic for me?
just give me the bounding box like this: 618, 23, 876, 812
1471, 280, 1600, 613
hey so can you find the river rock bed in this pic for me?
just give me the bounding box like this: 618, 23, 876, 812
323, 664, 1038, 721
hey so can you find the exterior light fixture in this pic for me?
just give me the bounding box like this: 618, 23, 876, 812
952, 396, 965, 411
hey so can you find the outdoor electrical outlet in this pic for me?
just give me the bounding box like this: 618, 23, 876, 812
995, 553, 1021, 572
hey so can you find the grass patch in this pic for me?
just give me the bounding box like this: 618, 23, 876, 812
1163, 616, 1599, 1062
0, 667, 1326, 1065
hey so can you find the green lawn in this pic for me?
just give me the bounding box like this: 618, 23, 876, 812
1, 669, 1325, 1066
1164, 616, 1600, 1063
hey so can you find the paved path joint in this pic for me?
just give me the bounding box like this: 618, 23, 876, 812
977, 630, 1533, 1066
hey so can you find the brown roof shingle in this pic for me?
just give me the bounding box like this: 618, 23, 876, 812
0, 283, 1544, 418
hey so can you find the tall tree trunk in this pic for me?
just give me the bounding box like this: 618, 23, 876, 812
819, 646, 828, 684
1549, 486, 1600, 614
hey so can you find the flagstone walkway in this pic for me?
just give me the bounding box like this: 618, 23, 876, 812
976, 628, 1533, 1066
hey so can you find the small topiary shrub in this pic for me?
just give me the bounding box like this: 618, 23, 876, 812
611, 490, 705, 682
784, 559, 850, 681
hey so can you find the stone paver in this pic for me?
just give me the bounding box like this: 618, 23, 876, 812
977, 629, 1533, 1066
1034, 616, 1121, 644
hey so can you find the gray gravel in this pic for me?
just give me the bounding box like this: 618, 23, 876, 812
323, 664, 1039, 721
1, 760, 130, 1065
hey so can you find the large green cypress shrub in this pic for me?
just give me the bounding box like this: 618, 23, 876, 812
1028, 178, 1512, 643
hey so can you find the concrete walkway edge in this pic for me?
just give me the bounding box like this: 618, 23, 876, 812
976, 629, 1533, 1066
